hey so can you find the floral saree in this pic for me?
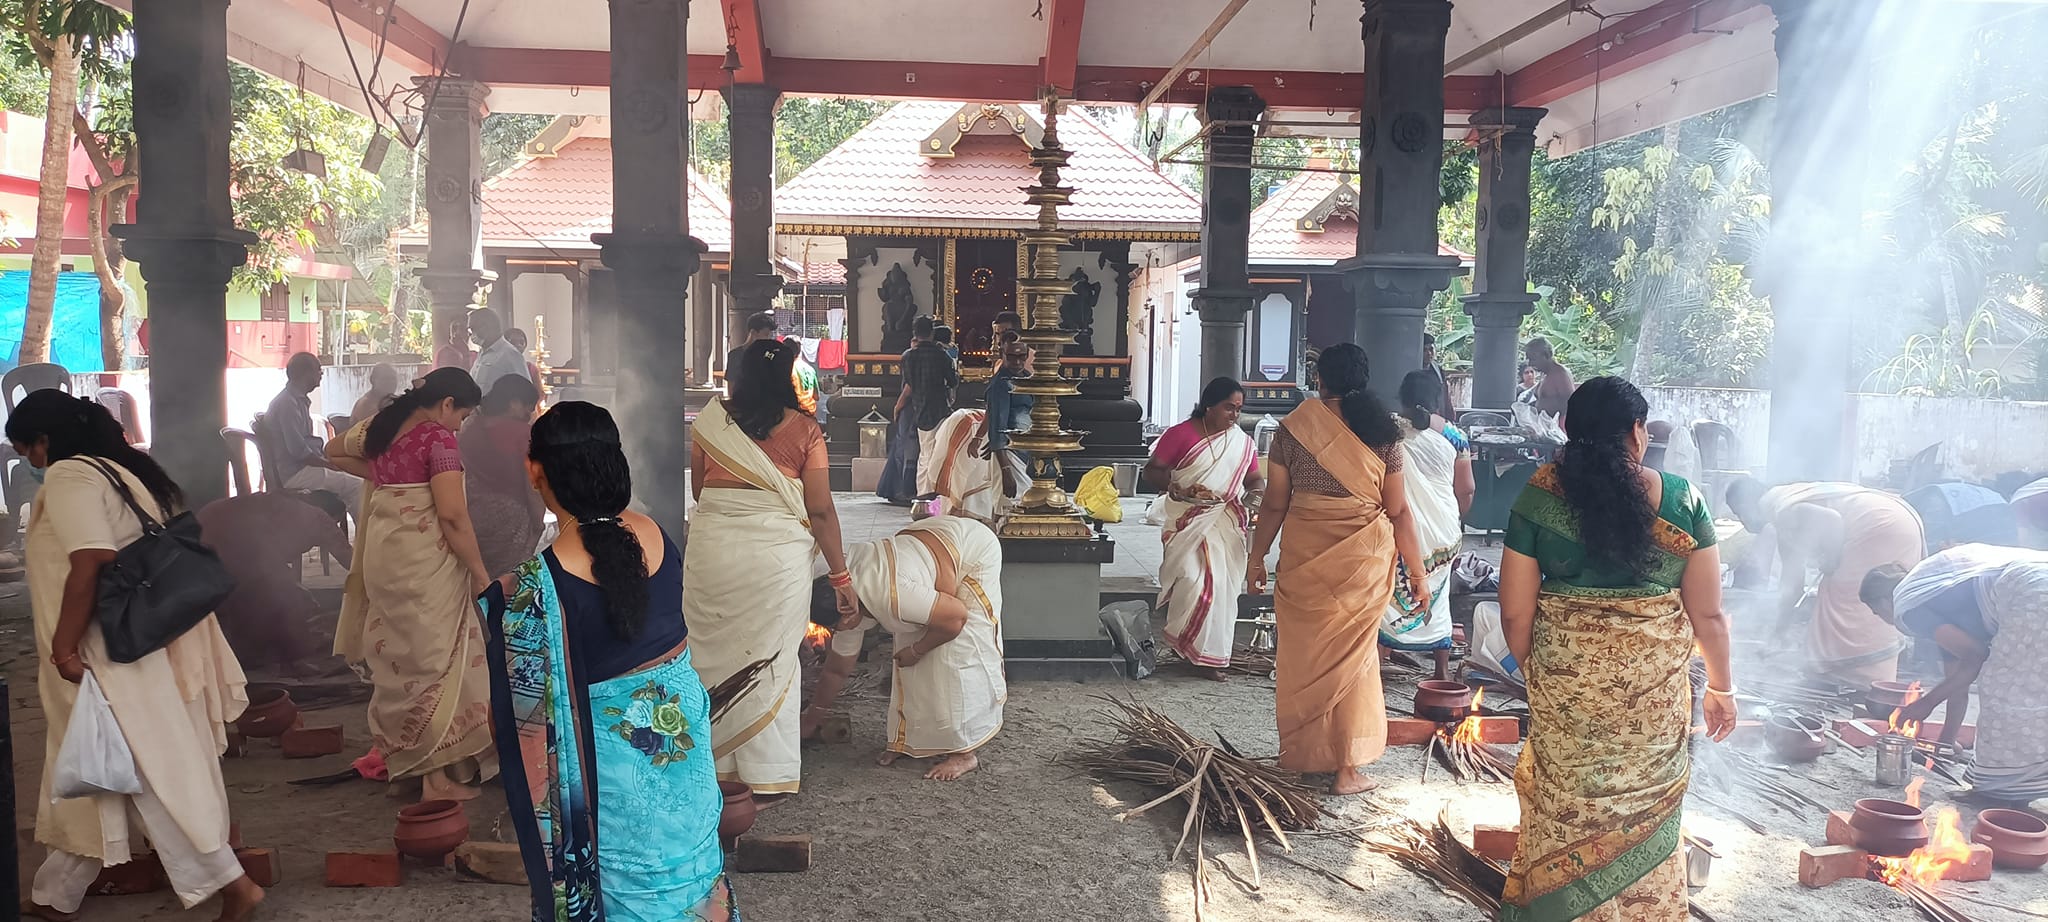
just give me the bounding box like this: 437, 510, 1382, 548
480, 556, 738, 922
1501, 466, 1715, 921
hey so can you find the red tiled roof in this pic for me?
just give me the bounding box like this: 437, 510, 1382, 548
393, 137, 732, 254
776, 102, 1199, 232
1247, 170, 1472, 266
777, 258, 845, 287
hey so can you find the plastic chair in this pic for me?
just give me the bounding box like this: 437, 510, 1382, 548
221, 428, 259, 497
3, 362, 71, 413
94, 387, 145, 445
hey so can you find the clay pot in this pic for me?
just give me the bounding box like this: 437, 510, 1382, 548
1866, 680, 1916, 718
1972, 809, 2048, 870
1764, 715, 1828, 763
1413, 680, 1476, 723
236, 685, 298, 739
720, 781, 757, 846
1850, 798, 1930, 858
393, 799, 471, 864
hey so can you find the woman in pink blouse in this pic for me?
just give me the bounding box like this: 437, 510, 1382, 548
328, 367, 498, 801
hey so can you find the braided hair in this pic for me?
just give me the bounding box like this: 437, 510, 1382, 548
529, 401, 649, 640
1313, 343, 1400, 450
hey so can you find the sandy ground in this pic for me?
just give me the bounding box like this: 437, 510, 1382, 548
0, 497, 2042, 920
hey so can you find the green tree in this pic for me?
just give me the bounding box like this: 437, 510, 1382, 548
691, 96, 889, 192
0, 0, 126, 363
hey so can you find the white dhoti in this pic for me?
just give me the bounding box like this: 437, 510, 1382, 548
930, 409, 1004, 524
840, 515, 1006, 756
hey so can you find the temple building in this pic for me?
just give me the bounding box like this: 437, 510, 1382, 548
1136, 165, 1474, 426
774, 101, 1202, 482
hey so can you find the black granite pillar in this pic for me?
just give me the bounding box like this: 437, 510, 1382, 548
114, 0, 254, 504
724, 83, 784, 338
1339, 0, 1460, 389
420, 78, 490, 347
1191, 87, 1265, 384
595, 0, 702, 535
1757, 0, 1874, 481
1462, 106, 1546, 411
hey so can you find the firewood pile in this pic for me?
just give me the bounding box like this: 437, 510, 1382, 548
1073, 698, 1327, 919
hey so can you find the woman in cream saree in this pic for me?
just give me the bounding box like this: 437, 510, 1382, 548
331, 368, 498, 800
1382, 370, 1474, 679
1247, 345, 1429, 795
687, 339, 855, 798
1147, 378, 1261, 676
928, 408, 1004, 524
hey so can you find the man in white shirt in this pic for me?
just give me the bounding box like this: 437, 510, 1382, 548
265, 352, 362, 521
468, 307, 532, 395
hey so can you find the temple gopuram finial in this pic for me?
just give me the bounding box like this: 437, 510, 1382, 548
1000, 92, 1091, 540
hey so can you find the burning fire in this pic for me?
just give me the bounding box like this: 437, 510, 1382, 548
1451, 688, 1487, 744
1870, 807, 1970, 890
1887, 682, 1924, 739
804, 623, 833, 652
1903, 777, 1924, 809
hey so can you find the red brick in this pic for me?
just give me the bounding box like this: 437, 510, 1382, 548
1949, 843, 1994, 882
1471, 824, 1519, 863
236, 848, 281, 887
1825, 810, 1855, 847
89, 854, 167, 895
1389, 715, 1521, 746
325, 851, 402, 888
1799, 845, 1870, 889
282, 724, 345, 759
1833, 718, 1976, 749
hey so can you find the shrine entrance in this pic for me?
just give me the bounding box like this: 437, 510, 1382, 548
951, 237, 1020, 366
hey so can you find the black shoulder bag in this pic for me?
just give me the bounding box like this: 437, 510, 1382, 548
83, 458, 237, 663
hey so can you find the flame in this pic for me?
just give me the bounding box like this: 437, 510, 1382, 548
1870, 807, 1970, 890
1450, 688, 1487, 744
804, 623, 832, 650
1903, 777, 1924, 809
1887, 682, 1924, 737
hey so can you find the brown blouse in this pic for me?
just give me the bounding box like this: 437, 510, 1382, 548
1268, 424, 1403, 497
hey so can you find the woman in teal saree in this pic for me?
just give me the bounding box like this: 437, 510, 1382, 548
480, 402, 738, 922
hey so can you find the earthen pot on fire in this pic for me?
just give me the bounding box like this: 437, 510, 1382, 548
720, 781, 757, 848
236, 685, 298, 739
1972, 808, 2048, 870
1413, 680, 1476, 723
1850, 798, 1930, 858
393, 799, 471, 864
1763, 715, 1828, 763
1865, 681, 1917, 719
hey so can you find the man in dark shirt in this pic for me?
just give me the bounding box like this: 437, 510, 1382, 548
199, 491, 354, 673
264, 352, 361, 521
1422, 333, 1451, 412
724, 311, 779, 393
897, 315, 958, 498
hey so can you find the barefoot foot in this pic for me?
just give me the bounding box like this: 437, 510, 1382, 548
1203, 666, 1230, 683
876, 751, 903, 767
22, 902, 78, 922
215, 876, 264, 922
1331, 768, 1379, 796
924, 752, 980, 781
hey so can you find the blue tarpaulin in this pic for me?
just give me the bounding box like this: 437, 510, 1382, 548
0, 270, 103, 373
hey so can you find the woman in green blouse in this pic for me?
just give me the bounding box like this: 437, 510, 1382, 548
1496, 376, 1736, 922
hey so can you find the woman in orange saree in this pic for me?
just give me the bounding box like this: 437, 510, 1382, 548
1248, 344, 1430, 795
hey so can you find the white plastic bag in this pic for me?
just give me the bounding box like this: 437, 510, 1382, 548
1143, 493, 1168, 526
51, 672, 142, 800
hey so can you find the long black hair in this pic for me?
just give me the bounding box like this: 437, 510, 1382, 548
5, 390, 183, 513
1313, 343, 1400, 450
1555, 376, 1657, 580
1398, 369, 1442, 430
728, 338, 802, 441
364, 367, 483, 457
529, 401, 649, 640
1188, 376, 1244, 422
